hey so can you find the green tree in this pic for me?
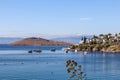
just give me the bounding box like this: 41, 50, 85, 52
108, 33, 112, 36
99, 34, 104, 37
93, 35, 98, 39
66, 60, 87, 80
115, 33, 118, 37
83, 36, 87, 44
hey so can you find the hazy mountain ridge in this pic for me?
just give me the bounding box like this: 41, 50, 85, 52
0, 37, 21, 44
0, 35, 93, 44
52, 35, 93, 44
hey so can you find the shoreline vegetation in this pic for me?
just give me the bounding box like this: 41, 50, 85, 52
69, 33, 120, 53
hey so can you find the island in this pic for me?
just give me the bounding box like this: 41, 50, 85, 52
69, 33, 120, 52
10, 37, 72, 46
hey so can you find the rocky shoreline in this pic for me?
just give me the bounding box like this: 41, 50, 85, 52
69, 44, 120, 53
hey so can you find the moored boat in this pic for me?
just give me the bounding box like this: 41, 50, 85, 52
51, 48, 56, 52
33, 49, 42, 53
28, 50, 32, 53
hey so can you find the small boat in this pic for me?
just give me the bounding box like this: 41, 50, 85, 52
33, 49, 42, 53
28, 50, 32, 53
51, 48, 56, 52
83, 51, 88, 55
75, 49, 79, 52
65, 50, 68, 53
62, 48, 70, 51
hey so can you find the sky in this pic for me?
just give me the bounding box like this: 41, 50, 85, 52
0, 0, 120, 38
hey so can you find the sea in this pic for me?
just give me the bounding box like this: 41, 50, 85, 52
0, 44, 120, 80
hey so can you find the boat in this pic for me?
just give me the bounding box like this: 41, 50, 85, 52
62, 48, 70, 51
33, 49, 42, 53
75, 49, 79, 52
65, 50, 68, 53
28, 50, 32, 53
51, 48, 56, 52
62, 48, 71, 53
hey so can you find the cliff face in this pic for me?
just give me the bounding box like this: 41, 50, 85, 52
10, 37, 72, 46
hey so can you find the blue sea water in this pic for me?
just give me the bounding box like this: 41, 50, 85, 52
0, 45, 120, 80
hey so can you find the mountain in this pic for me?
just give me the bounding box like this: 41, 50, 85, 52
0, 37, 21, 44
52, 35, 93, 44
10, 37, 72, 46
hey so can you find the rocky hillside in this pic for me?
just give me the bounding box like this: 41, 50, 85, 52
106, 44, 120, 52
10, 37, 71, 46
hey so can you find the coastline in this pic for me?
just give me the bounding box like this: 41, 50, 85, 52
69, 33, 120, 53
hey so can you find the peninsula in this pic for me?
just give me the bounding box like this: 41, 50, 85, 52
70, 33, 120, 52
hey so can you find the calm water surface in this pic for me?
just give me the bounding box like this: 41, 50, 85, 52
0, 45, 120, 80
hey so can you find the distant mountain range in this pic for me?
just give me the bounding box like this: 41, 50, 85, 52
52, 35, 93, 44
0, 35, 93, 44
0, 37, 21, 44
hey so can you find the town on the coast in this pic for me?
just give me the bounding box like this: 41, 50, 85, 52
69, 33, 120, 53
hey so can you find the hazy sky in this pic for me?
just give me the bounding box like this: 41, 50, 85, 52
0, 0, 120, 38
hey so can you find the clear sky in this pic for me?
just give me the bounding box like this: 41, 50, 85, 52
0, 0, 120, 38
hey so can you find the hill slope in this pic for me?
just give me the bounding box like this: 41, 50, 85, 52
10, 37, 71, 46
